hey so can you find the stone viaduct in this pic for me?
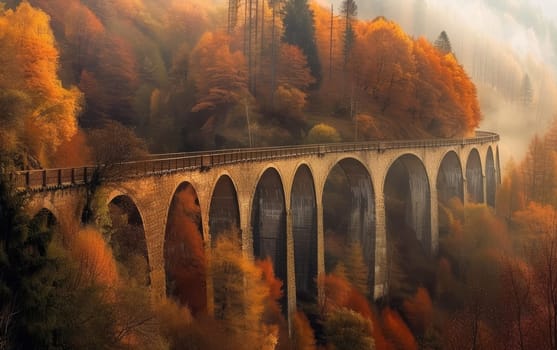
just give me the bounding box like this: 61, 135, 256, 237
16, 131, 500, 327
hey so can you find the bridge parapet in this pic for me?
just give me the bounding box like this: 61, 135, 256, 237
14, 131, 500, 191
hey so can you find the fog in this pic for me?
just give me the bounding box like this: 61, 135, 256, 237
318, 0, 557, 165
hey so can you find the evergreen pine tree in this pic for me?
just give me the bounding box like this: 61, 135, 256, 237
341, 0, 357, 67
282, 0, 322, 88
434, 30, 452, 55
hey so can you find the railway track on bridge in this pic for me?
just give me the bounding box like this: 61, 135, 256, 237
13, 131, 499, 190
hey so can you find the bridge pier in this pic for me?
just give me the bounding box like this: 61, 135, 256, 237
238, 190, 253, 257
374, 191, 387, 298
143, 205, 167, 301
429, 185, 439, 253
286, 208, 296, 336
482, 174, 487, 206
462, 178, 469, 204
201, 216, 214, 316
316, 197, 325, 303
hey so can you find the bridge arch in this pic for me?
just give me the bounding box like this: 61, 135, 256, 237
323, 157, 375, 293
30, 201, 60, 225
31, 207, 59, 230
107, 194, 150, 286
251, 167, 287, 309
486, 147, 496, 207
164, 181, 206, 314
466, 148, 484, 203
291, 163, 318, 299
384, 153, 431, 248
437, 150, 464, 204
208, 174, 241, 245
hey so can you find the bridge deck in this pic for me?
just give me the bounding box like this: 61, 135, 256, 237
13, 131, 499, 190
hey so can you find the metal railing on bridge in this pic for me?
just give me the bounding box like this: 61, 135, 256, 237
13, 131, 499, 190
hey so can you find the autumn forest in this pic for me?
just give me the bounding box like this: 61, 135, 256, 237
1, 0, 557, 349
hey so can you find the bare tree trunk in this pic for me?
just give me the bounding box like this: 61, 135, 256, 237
244, 0, 249, 57
253, 0, 259, 97
270, 3, 277, 108
248, 0, 253, 94
259, 0, 265, 97
329, 4, 334, 80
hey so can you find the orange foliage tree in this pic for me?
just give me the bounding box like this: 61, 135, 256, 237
71, 227, 119, 288
257, 258, 284, 322
95, 36, 139, 125
413, 37, 481, 137
0, 2, 82, 166
31, 0, 105, 80
189, 31, 249, 115
521, 123, 557, 206
276, 44, 315, 92
293, 311, 316, 350
402, 287, 433, 335
164, 183, 207, 315
352, 18, 416, 119
381, 308, 418, 350
51, 129, 92, 167
164, 1, 210, 48
496, 159, 526, 221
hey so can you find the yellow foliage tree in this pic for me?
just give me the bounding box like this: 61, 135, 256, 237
274, 84, 307, 121
306, 123, 341, 144
210, 232, 273, 346
0, 2, 82, 166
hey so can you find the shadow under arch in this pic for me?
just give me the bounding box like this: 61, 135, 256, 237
323, 157, 375, 295
437, 151, 464, 236
384, 154, 432, 300
209, 175, 241, 245
437, 151, 464, 204
31, 207, 59, 231
164, 181, 206, 315
384, 154, 431, 248
466, 149, 484, 204
291, 164, 318, 300
107, 195, 150, 286
486, 147, 496, 207
251, 167, 287, 311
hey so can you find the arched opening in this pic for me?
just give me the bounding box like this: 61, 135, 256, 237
108, 196, 150, 286
31, 208, 58, 231
466, 149, 484, 203
209, 175, 240, 244
27, 208, 59, 259
486, 147, 496, 207
323, 158, 375, 296
164, 182, 206, 315
251, 168, 287, 311
291, 165, 317, 300
384, 154, 432, 299
385, 155, 431, 247
437, 151, 464, 235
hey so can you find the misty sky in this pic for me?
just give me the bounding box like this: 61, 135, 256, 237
428, 0, 557, 67
318, 0, 557, 71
